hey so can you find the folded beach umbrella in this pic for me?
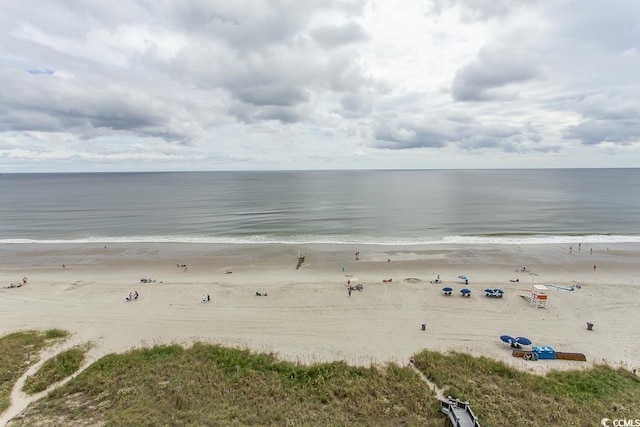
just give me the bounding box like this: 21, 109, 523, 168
515, 336, 532, 346
442, 287, 453, 292
500, 335, 514, 343
460, 288, 471, 294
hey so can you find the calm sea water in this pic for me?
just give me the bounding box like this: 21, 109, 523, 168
1, 169, 639, 245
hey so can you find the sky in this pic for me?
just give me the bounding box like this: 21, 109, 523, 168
1, 0, 639, 172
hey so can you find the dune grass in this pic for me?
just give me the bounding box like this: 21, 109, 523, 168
43, 329, 68, 340
0, 330, 69, 414
413, 350, 640, 426
23, 345, 89, 395
15, 343, 440, 426
7, 343, 640, 426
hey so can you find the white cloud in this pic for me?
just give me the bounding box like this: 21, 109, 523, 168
0, 0, 639, 172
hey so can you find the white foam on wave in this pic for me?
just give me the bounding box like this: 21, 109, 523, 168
2, 234, 640, 246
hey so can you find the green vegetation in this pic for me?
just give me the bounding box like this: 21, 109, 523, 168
6, 343, 640, 426
43, 329, 69, 340
23, 345, 89, 395
0, 329, 69, 413
14, 343, 439, 426
414, 350, 640, 426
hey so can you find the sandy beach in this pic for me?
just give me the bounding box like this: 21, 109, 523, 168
1, 242, 639, 375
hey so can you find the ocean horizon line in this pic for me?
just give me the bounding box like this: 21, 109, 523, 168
2, 167, 640, 175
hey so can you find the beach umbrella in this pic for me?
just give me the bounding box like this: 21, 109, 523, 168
442, 287, 453, 292
515, 336, 532, 346
458, 275, 468, 281
493, 288, 504, 294
500, 335, 514, 343
460, 288, 471, 294
484, 288, 495, 293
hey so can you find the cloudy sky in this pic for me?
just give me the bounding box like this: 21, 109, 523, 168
1, 0, 639, 172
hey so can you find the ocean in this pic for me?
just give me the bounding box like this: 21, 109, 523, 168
1, 169, 639, 245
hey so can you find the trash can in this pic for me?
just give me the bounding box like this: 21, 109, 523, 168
586, 322, 594, 331
421, 323, 426, 331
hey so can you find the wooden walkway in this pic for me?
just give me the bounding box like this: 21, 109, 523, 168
440, 397, 481, 427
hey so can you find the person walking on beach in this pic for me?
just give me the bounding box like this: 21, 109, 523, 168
355, 251, 360, 261
593, 265, 597, 271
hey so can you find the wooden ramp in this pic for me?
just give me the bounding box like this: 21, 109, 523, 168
555, 352, 587, 361
512, 350, 586, 361
440, 397, 481, 427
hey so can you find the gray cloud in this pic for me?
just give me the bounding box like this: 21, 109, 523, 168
560, 93, 640, 145
0, 0, 639, 171
255, 107, 305, 124
373, 116, 548, 153
428, 0, 528, 21
563, 119, 640, 145
310, 21, 369, 48
451, 48, 543, 101
236, 85, 310, 107
373, 120, 452, 149
339, 92, 373, 118
165, 1, 366, 51
0, 70, 195, 142
0, 1, 372, 140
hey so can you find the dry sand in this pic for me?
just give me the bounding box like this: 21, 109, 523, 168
1, 242, 639, 376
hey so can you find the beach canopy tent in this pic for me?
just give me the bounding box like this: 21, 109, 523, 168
515, 336, 532, 346
500, 335, 515, 344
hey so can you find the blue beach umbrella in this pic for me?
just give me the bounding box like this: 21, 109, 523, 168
493, 288, 505, 294
515, 336, 532, 346
484, 288, 495, 293
442, 287, 453, 292
460, 288, 471, 294
500, 335, 514, 343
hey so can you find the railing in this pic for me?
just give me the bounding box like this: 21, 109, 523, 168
440, 396, 481, 427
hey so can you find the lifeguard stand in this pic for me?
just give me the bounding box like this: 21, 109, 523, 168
530, 284, 548, 309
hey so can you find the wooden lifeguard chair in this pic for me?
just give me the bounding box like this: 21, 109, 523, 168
530, 284, 548, 309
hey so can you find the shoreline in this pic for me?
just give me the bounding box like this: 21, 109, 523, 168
1, 242, 639, 374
